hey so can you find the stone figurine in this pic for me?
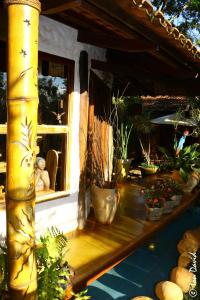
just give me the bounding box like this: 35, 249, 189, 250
35, 157, 50, 191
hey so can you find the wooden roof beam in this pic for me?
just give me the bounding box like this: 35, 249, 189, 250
78, 30, 155, 52
78, 1, 139, 39
42, 0, 82, 15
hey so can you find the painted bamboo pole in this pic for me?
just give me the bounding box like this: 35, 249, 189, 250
4, 0, 41, 298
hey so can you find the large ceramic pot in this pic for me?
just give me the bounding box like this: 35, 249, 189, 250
145, 205, 163, 221
91, 184, 120, 224
116, 159, 132, 181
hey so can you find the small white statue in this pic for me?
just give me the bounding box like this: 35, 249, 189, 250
35, 157, 50, 191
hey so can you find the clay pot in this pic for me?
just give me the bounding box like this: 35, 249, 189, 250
170, 266, 196, 293
155, 281, 183, 300
91, 184, 119, 224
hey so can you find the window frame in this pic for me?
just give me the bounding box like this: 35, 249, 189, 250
0, 50, 75, 204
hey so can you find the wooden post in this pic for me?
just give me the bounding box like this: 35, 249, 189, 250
4, 0, 41, 298
78, 50, 89, 229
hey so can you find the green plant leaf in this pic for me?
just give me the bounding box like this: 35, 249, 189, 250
179, 167, 188, 182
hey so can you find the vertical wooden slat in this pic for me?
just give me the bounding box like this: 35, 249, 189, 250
78, 51, 88, 229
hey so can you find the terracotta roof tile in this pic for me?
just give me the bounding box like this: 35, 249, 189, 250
131, 0, 200, 61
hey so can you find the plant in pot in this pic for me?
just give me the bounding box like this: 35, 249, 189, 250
88, 116, 119, 225
160, 143, 200, 192
112, 91, 137, 181
116, 122, 133, 180
177, 143, 200, 193
141, 186, 163, 221
133, 113, 158, 176
166, 179, 183, 207
154, 180, 175, 214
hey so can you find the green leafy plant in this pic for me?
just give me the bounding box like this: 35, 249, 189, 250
159, 143, 200, 181
71, 289, 91, 300
36, 227, 70, 300
0, 227, 71, 300
117, 122, 133, 160
177, 143, 200, 181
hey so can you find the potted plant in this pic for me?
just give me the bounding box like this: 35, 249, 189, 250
116, 122, 133, 180
141, 187, 163, 221
159, 143, 200, 192
133, 113, 158, 176
139, 138, 159, 175
112, 90, 136, 181
88, 117, 119, 225
166, 180, 183, 206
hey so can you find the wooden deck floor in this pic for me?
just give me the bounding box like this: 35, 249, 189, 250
65, 175, 199, 291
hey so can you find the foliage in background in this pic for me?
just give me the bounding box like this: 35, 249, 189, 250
133, 113, 157, 166
159, 143, 200, 181
150, 0, 200, 45
0, 72, 7, 124
112, 92, 140, 161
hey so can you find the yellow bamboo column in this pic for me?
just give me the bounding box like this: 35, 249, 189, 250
4, 0, 41, 299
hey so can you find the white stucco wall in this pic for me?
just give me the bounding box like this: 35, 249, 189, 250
37, 16, 106, 235
0, 15, 106, 238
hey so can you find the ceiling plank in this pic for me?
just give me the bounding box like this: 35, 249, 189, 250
42, 0, 82, 15
78, 30, 155, 52
78, 1, 139, 39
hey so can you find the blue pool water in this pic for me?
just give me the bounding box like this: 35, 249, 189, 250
87, 206, 200, 300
